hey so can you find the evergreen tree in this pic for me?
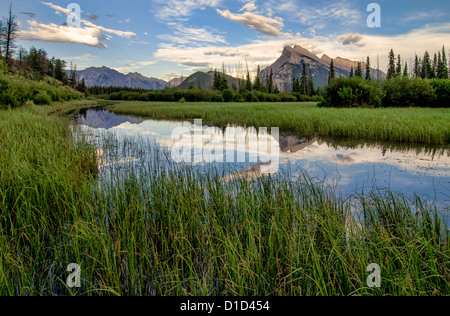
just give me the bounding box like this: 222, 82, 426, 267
355, 62, 363, 78
365, 56, 371, 80
328, 59, 335, 84
432, 53, 438, 78
387, 49, 396, 79
54, 58, 68, 84
442, 46, 449, 79
349, 67, 354, 78
245, 71, 252, 91
396, 55, 402, 77
266, 68, 274, 94
253, 65, 265, 92
421, 50, 433, 79
300, 63, 307, 95
414, 54, 420, 78
213, 69, 220, 90
437, 46, 449, 79
307, 66, 315, 96
292, 77, 300, 93
77, 78, 87, 93
403, 62, 408, 77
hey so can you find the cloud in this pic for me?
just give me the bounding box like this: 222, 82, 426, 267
401, 10, 446, 23
239, 2, 257, 12
158, 23, 227, 44
19, 2, 136, 47
21, 12, 37, 19
86, 14, 100, 22
153, 0, 222, 21
268, 0, 362, 27
217, 9, 286, 36
18, 20, 108, 48
112, 60, 158, 73
338, 33, 366, 47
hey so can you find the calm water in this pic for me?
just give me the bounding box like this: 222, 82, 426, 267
71, 108, 450, 214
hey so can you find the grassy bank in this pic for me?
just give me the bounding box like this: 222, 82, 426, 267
0, 102, 449, 296
107, 101, 450, 145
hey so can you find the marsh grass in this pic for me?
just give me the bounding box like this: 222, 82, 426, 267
107, 101, 450, 145
0, 104, 449, 296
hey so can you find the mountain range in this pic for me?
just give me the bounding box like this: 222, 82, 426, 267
74, 45, 386, 92
73, 66, 180, 90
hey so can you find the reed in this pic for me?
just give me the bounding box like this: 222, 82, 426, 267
0, 104, 448, 296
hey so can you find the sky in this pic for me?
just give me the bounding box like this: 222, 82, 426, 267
1, 0, 450, 81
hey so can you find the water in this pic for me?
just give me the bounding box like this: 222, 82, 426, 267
71, 107, 450, 215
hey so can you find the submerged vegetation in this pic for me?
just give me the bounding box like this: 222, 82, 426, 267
0, 103, 449, 296
107, 101, 450, 145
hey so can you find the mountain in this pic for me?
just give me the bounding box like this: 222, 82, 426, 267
74, 66, 169, 90
168, 77, 187, 87
261, 45, 386, 91
179, 71, 242, 90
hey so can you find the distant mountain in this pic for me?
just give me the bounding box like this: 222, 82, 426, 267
261, 45, 386, 91
74, 66, 169, 90
179, 71, 242, 90
168, 77, 186, 87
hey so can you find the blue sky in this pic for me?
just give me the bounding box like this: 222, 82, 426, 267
2, 0, 450, 80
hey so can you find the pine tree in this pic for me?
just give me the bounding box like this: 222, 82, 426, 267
300, 63, 307, 95
403, 62, 408, 77
442, 46, 449, 79
355, 62, 363, 78
245, 71, 252, 91
365, 56, 371, 80
396, 55, 402, 77
432, 53, 438, 78
253, 65, 265, 92
421, 51, 433, 79
266, 68, 274, 94
328, 59, 335, 84
387, 49, 396, 79
414, 54, 420, 78
77, 78, 87, 93
292, 77, 300, 93
307, 66, 315, 96
213, 69, 220, 90
349, 67, 354, 78
437, 46, 449, 79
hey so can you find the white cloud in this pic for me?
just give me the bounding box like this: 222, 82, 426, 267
239, 2, 257, 12
19, 2, 136, 47
158, 23, 227, 44
153, 0, 222, 21
217, 9, 286, 36
268, 0, 362, 27
18, 20, 109, 48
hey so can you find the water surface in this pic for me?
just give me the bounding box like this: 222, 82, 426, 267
72, 108, 450, 214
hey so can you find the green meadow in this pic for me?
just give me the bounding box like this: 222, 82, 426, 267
0, 101, 449, 296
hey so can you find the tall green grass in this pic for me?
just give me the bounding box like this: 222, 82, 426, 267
107, 101, 450, 146
0, 104, 449, 296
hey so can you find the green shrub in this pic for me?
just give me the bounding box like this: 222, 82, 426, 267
33, 91, 52, 105
319, 77, 384, 108
428, 79, 450, 108
382, 77, 435, 107
213, 93, 225, 102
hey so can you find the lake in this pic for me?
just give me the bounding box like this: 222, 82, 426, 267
71, 107, 450, 216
